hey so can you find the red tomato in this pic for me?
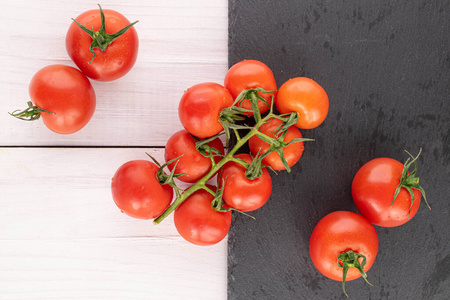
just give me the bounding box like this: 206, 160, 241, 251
24, 64, 96, 134
276, 77, 329, 129
218, 153, 272, 212
66, 5, 138, 81
178, 82, 234, 138
224, 60, 277, 115
174, 186, 232, 246
309, 211, 379, 296
111, 160, 173, 220
164, 130, 225, 183
248, 118, 305, 171
352, 157, 423, 227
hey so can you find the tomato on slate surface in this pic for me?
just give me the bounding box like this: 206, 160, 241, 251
174, 187, 232, 246
224, 59, 277, 116
12, 64, 96, 134
276, 77, 329, 129
66, 5, 138, 81
178, 82, 234, 138
164, 130, 225, 183
248, 118, 305, 171
111, 160, 173, 220
218, 153, 272, 212
309, 211, 379, 297
352, 151, 428, 227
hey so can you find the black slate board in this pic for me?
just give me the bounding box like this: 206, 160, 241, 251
227, 1, 450, 299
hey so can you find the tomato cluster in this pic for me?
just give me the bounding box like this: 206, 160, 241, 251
111, 59, 329, 246
10, 5, 138, 134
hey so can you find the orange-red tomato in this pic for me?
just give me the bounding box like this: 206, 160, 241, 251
224, 60, 277, 115
164, 130, 225, 183
174, 187, 232, 246
276, 77, 329, 129
309, 211, 379, 282
111, 160, 173, 220
28, 64, 96, 134
66, 6, 138, 81
352, 157, 422, 227
178, 82, 234, 138
218, 153, 272, 212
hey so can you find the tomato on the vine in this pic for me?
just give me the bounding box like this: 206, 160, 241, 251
111, 160, 173, 220
352, 151, 428, 227
248, 118, 305, 171
11, 64, 96, 134
174, 186, 232, 246
178, 82, 234, 138
164, 130, 225, 183
309, 211, 379, 297
224, 60, 277, 116
276, 77, 329, 129
218, 153, 272, 212
66, 5, 139, 81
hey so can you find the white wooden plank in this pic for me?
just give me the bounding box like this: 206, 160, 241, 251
0, 0, 228, 146
0, 147, 227, 299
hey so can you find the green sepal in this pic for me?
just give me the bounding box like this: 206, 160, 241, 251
194, 134, 224, 159
146, 153, 185, 195
391, 148, 430, 218
337, 250, 373, 297
255, 130, 314, 173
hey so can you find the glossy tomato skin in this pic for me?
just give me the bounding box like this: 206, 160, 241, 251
29, 64, 96, 134
178, 82, 234, 138
164, 130, 225, 183
66, 8, 138, 81
309, 211, 379, 282
224, 60, 277, 115
352, 157, 421, 227
111, 160, 173, 220
249, 118, 305, 171
276, 77, 329, 129
218, 153, 272, 212
174, 187, 232, 246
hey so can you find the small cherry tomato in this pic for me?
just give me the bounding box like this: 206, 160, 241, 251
309, 211, 379, 297
218, 153, 272, 212
164, 130, 225, 183
224, 60, 277, 116
178, 82, 234, 138
11, 64, 96, 134
174, 186, 232, 246
352, 150, 428, 227
248, 118, 305, 171
66, 5, 139, 81
276, 77, 329, 129
111, 160, 173, 220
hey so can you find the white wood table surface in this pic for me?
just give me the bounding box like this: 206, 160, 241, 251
0, 1, 229, 299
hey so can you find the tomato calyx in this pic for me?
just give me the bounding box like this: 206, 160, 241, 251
9, 101, 55, 121
337, 250, 372, 297
146, 153, 186, 195
392, 148, 430, 217
194, 134, 225, 159
255, 124, 314, 173
72, 4, 139, 64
